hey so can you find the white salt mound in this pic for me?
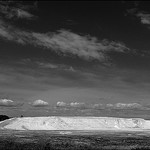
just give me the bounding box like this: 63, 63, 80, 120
0, 116, 150, 131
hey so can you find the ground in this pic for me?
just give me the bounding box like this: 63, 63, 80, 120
0, 130, 150, 150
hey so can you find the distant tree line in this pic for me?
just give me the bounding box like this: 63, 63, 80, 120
0, 115, 9, 121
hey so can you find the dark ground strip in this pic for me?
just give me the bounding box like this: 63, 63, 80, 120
0, 130, 150, 150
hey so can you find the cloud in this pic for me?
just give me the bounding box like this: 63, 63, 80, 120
92, 102, 143, 110
136, 12, 150, 25
104, 103, 143, 109
37, 62, 59, 69
70, 102, 85, 107
0, 18, 130, 63
36, 61, 76, 72
14, 9, 35, 20
0, 99, 23, 107
114, 103, 142, 109
0, 99, 13, 105
31, 99, 49, 107
56, 101, 67, 107
92, 103, 105, 109
31, 30, 129, 61
0, 2, 37, 20
56, 101, 86, 108
64, 66, 76, 72
56, 101, 147, 110
127, 8, 150, 25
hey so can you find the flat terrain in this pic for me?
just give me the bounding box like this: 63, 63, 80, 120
0, 130, 150, 150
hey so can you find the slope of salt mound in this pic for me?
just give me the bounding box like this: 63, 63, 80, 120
0, 116, 150, 131
0, 118, 17, 129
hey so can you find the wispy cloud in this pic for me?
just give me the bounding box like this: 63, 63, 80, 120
0, 18, 130, 63
127, 7, 150, 26
37, 62, 59, 69
31, 30, 129, 62
20, 59, 77, 73
0, 2, 37, 20
36, 61, 76, 72
136, 12, 150, 25
31, 99, 49, 107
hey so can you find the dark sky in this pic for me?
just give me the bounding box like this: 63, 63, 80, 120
1, 1, 150, 117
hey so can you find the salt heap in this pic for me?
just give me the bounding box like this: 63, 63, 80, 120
0, 116, 150, 131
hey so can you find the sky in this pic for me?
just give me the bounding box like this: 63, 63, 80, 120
1, 1, 150, 118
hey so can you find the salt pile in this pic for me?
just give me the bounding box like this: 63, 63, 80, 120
0, 116, 150, 131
